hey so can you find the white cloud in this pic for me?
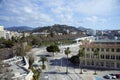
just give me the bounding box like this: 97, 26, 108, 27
24, 7, 33, 14
0, 0, 120, 29
85, 16, 98, 23
84, 16, 108, 25
0, 16, 10, 21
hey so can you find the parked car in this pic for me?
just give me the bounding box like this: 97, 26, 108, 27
104, 74, 117, 79
103, 74, 112, 79
109, 74, 116, 79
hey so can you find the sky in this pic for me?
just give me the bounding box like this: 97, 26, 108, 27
0, 0, 120, 30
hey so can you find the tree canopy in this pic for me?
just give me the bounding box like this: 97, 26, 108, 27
70, 55, 80, 65
46, 44, 60, 53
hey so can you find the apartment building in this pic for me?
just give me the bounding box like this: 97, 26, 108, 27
80, 38, 120, 69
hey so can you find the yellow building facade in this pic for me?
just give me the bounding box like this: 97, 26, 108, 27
80, 40, 120, 69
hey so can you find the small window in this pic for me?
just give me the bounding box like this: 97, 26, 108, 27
116, 48, 120, 52
106, 48, 109, 52
92, 61, 94, 65
87, 48, 90, 51
106, 55, 110, 59
117, 63, 120, 68
111, 48, 114, 52
92, 48, 94, 51
116, 56, 119, 60
100, 55, 104, 59
86, 54, 90, 58
101, 62, 104, 66
111, 55, 115, 59
97, 48, 100, 51
101, 48, 104, 52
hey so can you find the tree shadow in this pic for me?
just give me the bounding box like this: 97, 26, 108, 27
49, 57, 120, 71
36, 54, 52, 57
45, 71, 67, 75
49, 57, 79, 69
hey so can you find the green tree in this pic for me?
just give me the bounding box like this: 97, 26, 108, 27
70, 55, 79, 65
46, 44, 60, 56
93, 48, 99, 75
78, 48, 85, 74
31, 67, 40, 80
64, 47, 71, 74
39, 56, 48, 70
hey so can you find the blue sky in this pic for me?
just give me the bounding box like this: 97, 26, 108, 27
0, 0, 120, 30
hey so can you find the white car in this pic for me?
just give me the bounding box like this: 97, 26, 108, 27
104, 74, 112, 79
109, 74, 116, 79
104, 74, 116, 79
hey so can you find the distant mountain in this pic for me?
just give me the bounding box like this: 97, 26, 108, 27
5, 26, 33, 32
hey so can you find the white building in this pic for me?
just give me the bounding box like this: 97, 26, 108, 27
0, 25, 30, 39
0, 26, 6, 38
2, 56, 33, 80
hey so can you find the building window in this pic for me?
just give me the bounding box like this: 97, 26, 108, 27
116, 56, 119, 60
116, 48, 120, 52
92, 61, 94, 65
97, 48, 100, 51
87, 61, 90, 65
116, 56, 120, 60
111, 62, 114, 68
87, 48, 90, 51
91, 54, 94, 58
86, 54, 90, 58
111, 48, 114, 52
106, 62, 110, 68
111, 55, 115, 59
101, 55, 104, 59
117, 63, 120, 68
101, 48, 104, 52
106, 55, 110, 59
100, 62, 104, 66
92, 48, 94, 51
106, 48, 109, 52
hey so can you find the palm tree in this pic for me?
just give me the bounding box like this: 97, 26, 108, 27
78, 48, 85, 74
39, 56, 48, 70
93, 48, 99, 75
64, 47, 71, 74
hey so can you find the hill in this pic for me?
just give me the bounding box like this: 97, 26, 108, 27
33, 24, 81, 33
